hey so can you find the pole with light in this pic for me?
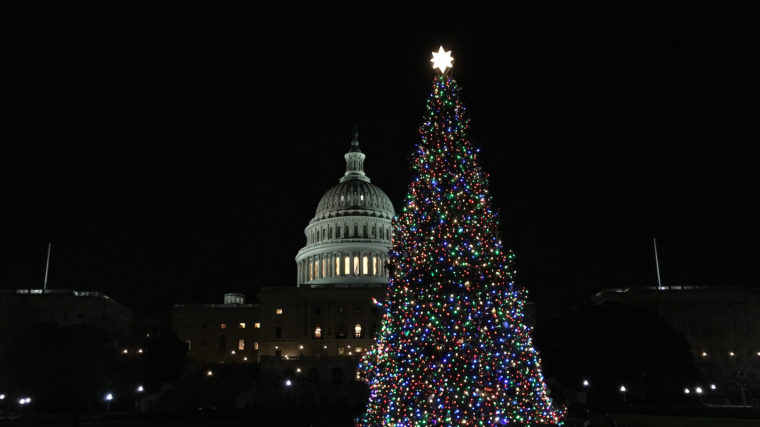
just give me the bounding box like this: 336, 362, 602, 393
105, 393, 113, 413
284, 379, 293, 409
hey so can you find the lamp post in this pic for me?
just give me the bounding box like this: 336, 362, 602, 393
18, 397, 30, 415
619, 385, 627, 403
135, 385, 144, 411
695, 387, 704, 405
284, 379, 292, 408
105, 393, 113, 413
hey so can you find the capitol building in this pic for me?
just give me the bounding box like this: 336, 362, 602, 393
172, 130, 393, 379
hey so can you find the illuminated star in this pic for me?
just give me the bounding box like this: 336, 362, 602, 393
430, 46, 454, 74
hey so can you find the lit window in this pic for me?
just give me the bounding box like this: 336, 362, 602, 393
220, 323, 227, 329
344, 257, 350, 275
355, 347, 363, 353
238, 339, 245, 351
239, 322, 246, 329
276, 308, 283, 315
254, 342, 259, 350
336, 257, 340, 276
254, 322, 260, 328
314, 325, 322, 339
314, 261, 319, 278
353, 256, 359, 275
322, 259, 326, 278
360, 194, 364, 201
362, 256, 368, 275
373, 257, 378, 275
354, 324, 362, 338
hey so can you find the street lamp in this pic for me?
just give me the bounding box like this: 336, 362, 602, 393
710, 384, 717, 390
619, 385, 627, 403
0, 393, 5, 400
206, 370, 213, 376
105, 393, 113, 413
696, 386, 704, 404
18, 397, 30, 414
137, 385, 144, 393
684, 388, 691, 394
582, 379, 590, 388
284, 379, 292, 408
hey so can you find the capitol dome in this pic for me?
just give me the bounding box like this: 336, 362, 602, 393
295, 130, 395, 286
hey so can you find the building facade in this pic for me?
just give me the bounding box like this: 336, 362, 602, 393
172, 293, 260, 363
592, 285, 760, 360
0, 288, 132, 338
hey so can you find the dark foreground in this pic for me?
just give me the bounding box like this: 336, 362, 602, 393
4, 409, 760, 427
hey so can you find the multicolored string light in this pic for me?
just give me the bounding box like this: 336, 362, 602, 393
357, 68, 565, 426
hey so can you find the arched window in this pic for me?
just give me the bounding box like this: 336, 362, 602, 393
337, 323, 347, 339
314, 260, 319, 278
344, 256, 350, 275
329, 227, 333, 239
373, 256, 378, 275
379, 227, 384, 239
363, 224, 368, 237
354, 225, 359, 237
314, 325, 322, 339
372, 225, 377, 238
322, 229, 326, 240
308, 367, 319, 384
335, 257, 340, 276
344, 225, 349, 237
321, 259, 326, 278
353, 256, 359, 275
354, 323, 362, 338
336, 226, 341, 238
331, 367, 343, 385
362, 256, 368, 275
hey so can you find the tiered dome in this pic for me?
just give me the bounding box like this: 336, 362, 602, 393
314, 180, 394, 221
295, 129, 395, 287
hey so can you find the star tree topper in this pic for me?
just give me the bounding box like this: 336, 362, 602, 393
430, 45, 454, 74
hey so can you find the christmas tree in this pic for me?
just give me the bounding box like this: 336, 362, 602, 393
357, 47, 565, 426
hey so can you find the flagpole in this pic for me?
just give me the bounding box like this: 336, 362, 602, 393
43, 242, 52, 291
653, 238, 663, 289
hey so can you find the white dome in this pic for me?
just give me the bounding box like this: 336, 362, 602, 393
314, 180, 394, 221
295, 130, 394, 287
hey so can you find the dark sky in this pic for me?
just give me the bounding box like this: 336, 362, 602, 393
7, 4, 759, 311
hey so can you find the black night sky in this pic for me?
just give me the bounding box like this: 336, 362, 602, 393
7, 4, 759, 312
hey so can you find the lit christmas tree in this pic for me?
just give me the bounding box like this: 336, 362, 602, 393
357, 47, 565, 426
